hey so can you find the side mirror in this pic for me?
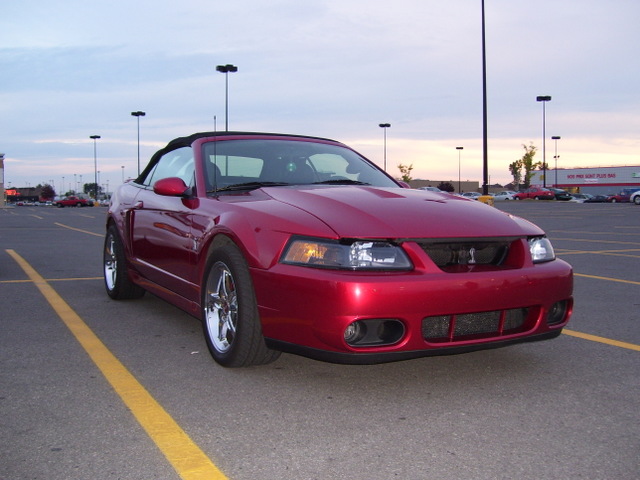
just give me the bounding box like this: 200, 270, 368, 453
153, 177, 190, 197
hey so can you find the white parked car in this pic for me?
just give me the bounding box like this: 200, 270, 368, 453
492, 191, 517, 201
461, 192, 482, 200
569, 194, 592, 203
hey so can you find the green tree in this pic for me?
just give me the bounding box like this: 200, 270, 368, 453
437, 182, 455, 192
520, 143, 540, 189
509, 159, 523, 189
84, 183, 102, 198
397, 163, 414, 182
40, 184, 56, 200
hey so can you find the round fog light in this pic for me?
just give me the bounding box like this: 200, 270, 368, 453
547, 300, 568, 325
344, 321, 366, 344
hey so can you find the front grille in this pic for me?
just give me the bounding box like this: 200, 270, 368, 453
422, 308, 529, 343
418, 239, 513, 271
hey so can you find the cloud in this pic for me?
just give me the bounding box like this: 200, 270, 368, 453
1, 0, 639, 191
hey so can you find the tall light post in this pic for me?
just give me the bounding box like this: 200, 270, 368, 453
536, 95, 551, 188
216, 64, 238, 131
90, 135, 100, 200
456, 146, 464, 193
552, 135, 561, 187
481, 0, 489, 196
131, 111, 146, 176
379, 123, 391, 171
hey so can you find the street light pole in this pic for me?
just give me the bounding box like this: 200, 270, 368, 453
481, 0, 489, 196
456, 146, 464, 193
216, 64, 238, 131
131, 111, 146, 176
90, 135, 101, 201
536, 95, 552, 188
552, 135, 561, 187
379, 123, 391, 171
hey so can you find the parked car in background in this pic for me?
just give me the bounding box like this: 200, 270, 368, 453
461, 192, 482, 200
54, 196, 92, 207
630, 190, 640, 205
104, 131, 573, 367
584, 195, 609, 203
548, 188, 573, 201
569, 194, 593, 203
607, 188, 640, 203
492, 191, 517, 201
513, 187, 555, 200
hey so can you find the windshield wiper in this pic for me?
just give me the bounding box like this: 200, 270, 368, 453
313, 179, 370, 185
210, 181, 290, 192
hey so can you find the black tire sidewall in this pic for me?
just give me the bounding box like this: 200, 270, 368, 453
201, 243, 265, 367
104, 225, 144, 300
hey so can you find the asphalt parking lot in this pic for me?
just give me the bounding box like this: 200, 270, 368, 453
1, 201, 638, 480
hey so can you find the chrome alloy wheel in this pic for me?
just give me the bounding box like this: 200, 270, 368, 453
204, 261, 238, 353
104, 233, 117, 291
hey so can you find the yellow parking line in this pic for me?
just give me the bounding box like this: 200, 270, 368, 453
558, 249, 640, 258
563, 329, 640, 352
6, 249, 228, 480
574, 273, 640, 286
551, 230, 640, 237
551, 237, 640, 246
55, 222, 103, 237
0, 277, 103, 284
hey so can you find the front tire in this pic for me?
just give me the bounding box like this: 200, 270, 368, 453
202, 243, 280, 367
103, 225, 145, 300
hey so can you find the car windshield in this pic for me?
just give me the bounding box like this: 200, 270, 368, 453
203, 139, 399, 193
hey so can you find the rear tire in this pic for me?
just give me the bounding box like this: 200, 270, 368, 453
202, 243, 280, 367
103, 225, 145, 300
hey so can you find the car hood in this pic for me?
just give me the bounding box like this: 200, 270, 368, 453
262, 186, 543, 238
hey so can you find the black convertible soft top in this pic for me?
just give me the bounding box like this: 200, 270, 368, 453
162, 131, 337, 151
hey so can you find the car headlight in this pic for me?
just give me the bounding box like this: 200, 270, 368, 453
281, 237, 412, 270
528, 236, 556, 263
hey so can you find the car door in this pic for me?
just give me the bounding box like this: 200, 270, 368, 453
130, 146, 198, 300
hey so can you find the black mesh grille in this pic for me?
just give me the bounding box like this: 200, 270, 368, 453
422, 308, 529, 342
418, 240, 512, 271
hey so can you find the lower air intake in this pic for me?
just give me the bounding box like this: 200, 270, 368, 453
422, 308, 529, 342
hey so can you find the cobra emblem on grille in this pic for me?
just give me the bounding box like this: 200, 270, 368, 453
457, 247, 476, 265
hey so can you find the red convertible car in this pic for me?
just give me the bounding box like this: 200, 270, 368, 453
104, 132, 573, 367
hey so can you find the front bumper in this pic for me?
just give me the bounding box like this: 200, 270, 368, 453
252, 257, 573, 363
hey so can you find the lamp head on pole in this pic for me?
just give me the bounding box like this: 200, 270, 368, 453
131, 111, 146, 118
536, 95, 552, 102
90, 135, 101, 140
379, 123, 390, 128
216, 64, 238, 73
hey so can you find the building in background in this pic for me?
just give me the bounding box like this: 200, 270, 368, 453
532, 165, 640, 195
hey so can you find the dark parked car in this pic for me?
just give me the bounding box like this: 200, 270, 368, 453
104, 132, 573, 367
548, 188, 572, 201
513, 187, 555, 200
584, 195, 609, 203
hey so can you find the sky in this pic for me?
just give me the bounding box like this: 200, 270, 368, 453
2, 0, 639, 193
